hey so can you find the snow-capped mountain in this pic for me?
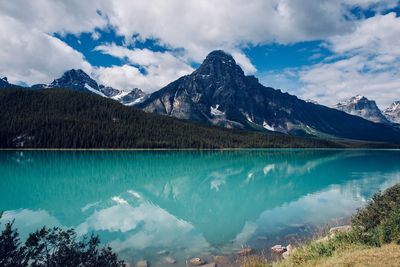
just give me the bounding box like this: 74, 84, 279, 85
0, 77, 22, 88
137, 50, 400, 143
333, 95, 390, 124
0, 77, 10, 88
32, 69, 146, 105
111, 88, 147, 106
385, 101, 400, 124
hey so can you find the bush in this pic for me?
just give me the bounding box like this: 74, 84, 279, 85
376, 209, 400, 245
0, 214, 125, 267
352, 184, 400, 231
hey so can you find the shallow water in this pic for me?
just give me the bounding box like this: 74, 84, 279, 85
1, 150, 400, 266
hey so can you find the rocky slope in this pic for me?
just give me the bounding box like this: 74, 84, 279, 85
333, 95, 390, 124
384, 101, 400, 124
137, 50, 400, 143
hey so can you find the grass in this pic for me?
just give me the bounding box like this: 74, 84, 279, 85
316, 243, 400, 267
241, 183, 400, 267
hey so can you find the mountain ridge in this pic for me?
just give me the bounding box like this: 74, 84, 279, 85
30, 69, 146, 105
137, 50, 400, 143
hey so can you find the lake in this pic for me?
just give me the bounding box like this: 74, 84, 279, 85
1, 150, 400, 266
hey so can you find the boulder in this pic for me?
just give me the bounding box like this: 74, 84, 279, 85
271, 245, 287, 254
282, 244, 293, 259
189, 257, 205, 266
136, 260, 148, 267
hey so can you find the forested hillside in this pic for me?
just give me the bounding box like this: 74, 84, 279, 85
0, 88, 353, 149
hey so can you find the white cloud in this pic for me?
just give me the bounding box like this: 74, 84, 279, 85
102, 0, 359, 61
93, 44, 194, 91
0, 0, 106, 34
0, 15, 91, 85
296, 12, 400, 108
231, 51, 257, 74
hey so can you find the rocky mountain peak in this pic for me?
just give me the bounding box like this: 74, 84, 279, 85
50, 69, 98, 91
333, 95, 390, 124
0, 76, 10, 88
384, 101, 400, 124
195, 50, 244, 77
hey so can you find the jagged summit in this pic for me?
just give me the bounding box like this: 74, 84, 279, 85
195, 50, 244, 77
0, 76, 10, 88
333, 95, 390, 124
385, 101, 400, 124
50, 69, 98, 91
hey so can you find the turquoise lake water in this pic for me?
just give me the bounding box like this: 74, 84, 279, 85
1, 150, 400, 266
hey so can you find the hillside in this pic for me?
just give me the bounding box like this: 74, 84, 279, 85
0, 88, 354, 149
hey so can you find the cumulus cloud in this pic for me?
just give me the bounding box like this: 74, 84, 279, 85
103, 0, 358, 61
297, 12, 400, 108
0, 15, 91, 85
231, 51, 257, 74
93, 44, 194, 91
0, 0, 106, 34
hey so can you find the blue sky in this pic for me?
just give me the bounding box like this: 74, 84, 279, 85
1, 1, 400, 107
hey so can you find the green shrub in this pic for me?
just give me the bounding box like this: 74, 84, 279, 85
352, 184, 400, 231
376, 209, 400, 245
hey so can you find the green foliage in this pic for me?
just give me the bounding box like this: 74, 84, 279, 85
352, 183, 400, 231
0, 214, 125, 267
376, 209, 400, 245
0, 88, 347, 148
0, 220, 25, 267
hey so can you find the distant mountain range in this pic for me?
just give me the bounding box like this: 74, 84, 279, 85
1, 50, 400, 145
333, 95, 397, 124
384, 101, 400, 124
2, 70, 146, 106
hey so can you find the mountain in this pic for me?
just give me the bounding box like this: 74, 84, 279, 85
137, 50, 400, 143
0, 77, 22, 88
0, 88, 357, 149
384, 101, 400, 124
111, 88, 146, 105
32, 69, 145, 105
0, 77, 10, 88
333, 95, 390, 124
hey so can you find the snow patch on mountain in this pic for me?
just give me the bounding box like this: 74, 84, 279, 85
84, 83, 106, 97
263, 121, 275, 131
210, 104, 225, 116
